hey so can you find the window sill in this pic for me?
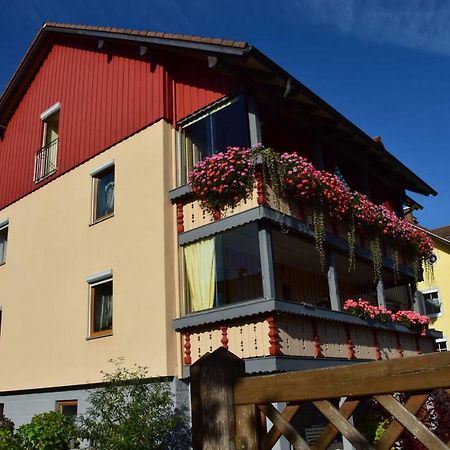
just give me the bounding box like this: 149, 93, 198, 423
89, 213, 114, 227
86, 332, 113, 341
0, 262, 5, 267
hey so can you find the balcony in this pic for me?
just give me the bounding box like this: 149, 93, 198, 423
34, 138, 58, 182
174, 298, 439, 374
171, 148, 438, 373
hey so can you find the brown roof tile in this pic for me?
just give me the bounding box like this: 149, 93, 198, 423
44, 22, 248, 49
432, 225, 450, 239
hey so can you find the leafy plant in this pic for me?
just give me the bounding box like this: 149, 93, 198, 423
0, 428, 20, 450
344, 298, 430, 335
77, 358, 190, 450
15, 411, 76, 450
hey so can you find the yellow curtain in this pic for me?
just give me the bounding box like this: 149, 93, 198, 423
184, 238, 216, 311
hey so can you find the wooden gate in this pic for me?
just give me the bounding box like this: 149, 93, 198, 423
190, 348, 450, 450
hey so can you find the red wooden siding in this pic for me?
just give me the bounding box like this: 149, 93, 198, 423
173, 58, 237, 122
0, 37, 238, 211
0, 38, 165, 211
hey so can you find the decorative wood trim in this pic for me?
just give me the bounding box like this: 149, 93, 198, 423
184, 332, 192, 365
213, 209, 221, 221
176, 202, 184, 233
267, 316, 280, 356
377, 394, 429, 450
220, 325, 229, 349
374, 394, 447, 450
258, 404, 307, 449
312, 321, 322, 358
373, 329, 382, 360
396, 332, 404, 358
345, 326, 355, 360
313, 400, 374, 449
255, 167, 266, 205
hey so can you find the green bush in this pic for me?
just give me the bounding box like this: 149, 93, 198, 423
77, 359, 190, 450
16, 411, 76, 450
0, 428, 20, 450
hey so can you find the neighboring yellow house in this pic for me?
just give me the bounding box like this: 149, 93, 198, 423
417, 225, 450, 352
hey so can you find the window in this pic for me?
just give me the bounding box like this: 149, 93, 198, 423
91, 162, 115, 222
35, 103, 60, 182
56, 400, 78, 416
87, 271, 113, 338
178, 96, 250, 184
184, 224, 262, 312
0, 219, 8, 265
422, 289, 442, 317
436, 338, 448, 352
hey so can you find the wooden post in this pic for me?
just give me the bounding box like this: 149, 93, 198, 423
326, 250, 341, 311
376, 278, 386, 308
247, 95, 262, 146
190, 347, 246, 450
258, 223, 276, 300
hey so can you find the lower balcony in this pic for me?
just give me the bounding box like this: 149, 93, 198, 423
174, 298, 440, 375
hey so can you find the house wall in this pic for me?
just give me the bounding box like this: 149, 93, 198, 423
0, 36, 236, 212
418, 239, 450, 342
0, 377, 190, 428
0, 120, 181, 392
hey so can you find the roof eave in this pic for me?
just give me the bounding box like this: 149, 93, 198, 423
246, 47, 437, 197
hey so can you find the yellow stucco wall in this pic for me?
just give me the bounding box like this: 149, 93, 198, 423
0, 120, 181, 392
418, 239, 450, 342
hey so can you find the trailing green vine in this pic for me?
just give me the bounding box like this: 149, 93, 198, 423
369, 236, 382, 282
189, 146, 435, 283
312, 204, 326, 270
347, 218, 356, 272
252, 145, 287, 213
392, 246, 400, 285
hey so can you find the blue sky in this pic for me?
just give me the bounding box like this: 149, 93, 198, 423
1, 0, 449, 228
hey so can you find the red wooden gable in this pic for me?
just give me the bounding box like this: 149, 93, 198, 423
0, 36, 235, 210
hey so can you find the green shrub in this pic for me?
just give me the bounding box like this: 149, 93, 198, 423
16, 411, 76, 450
77, 359, 190, 450
0, 428, 20, 450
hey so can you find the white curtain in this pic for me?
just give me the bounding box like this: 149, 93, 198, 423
99, 293, 112, 330
0, 236, 5, 264
105, 181, 115, 212
184, 238, 216, 311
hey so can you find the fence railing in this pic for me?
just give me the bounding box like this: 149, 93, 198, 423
190, 348, 450, 449
34, 138, 58, 182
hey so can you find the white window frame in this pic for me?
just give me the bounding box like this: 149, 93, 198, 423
90, 160, 115, 224
86, 270, 113, 339
421, 288, 443, 318
436, 337, 448, 352
176, 95, 247, 186
35, 103, 61, 182
0, 218, 9, 265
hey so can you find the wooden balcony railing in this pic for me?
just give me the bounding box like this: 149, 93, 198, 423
174, 300, 438, 369
170, 177, 413, 271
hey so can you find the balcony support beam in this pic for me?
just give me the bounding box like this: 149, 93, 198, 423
326, 250, 341, 311
258, 223, 276, 299
376, 278, 386, 308
247, 95, 262, 146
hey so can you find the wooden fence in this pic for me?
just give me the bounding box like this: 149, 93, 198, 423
190, 348, 450, 450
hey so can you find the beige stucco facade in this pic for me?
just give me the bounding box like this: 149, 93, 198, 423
0, 119, 182, 392
418, 238, 450, 343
